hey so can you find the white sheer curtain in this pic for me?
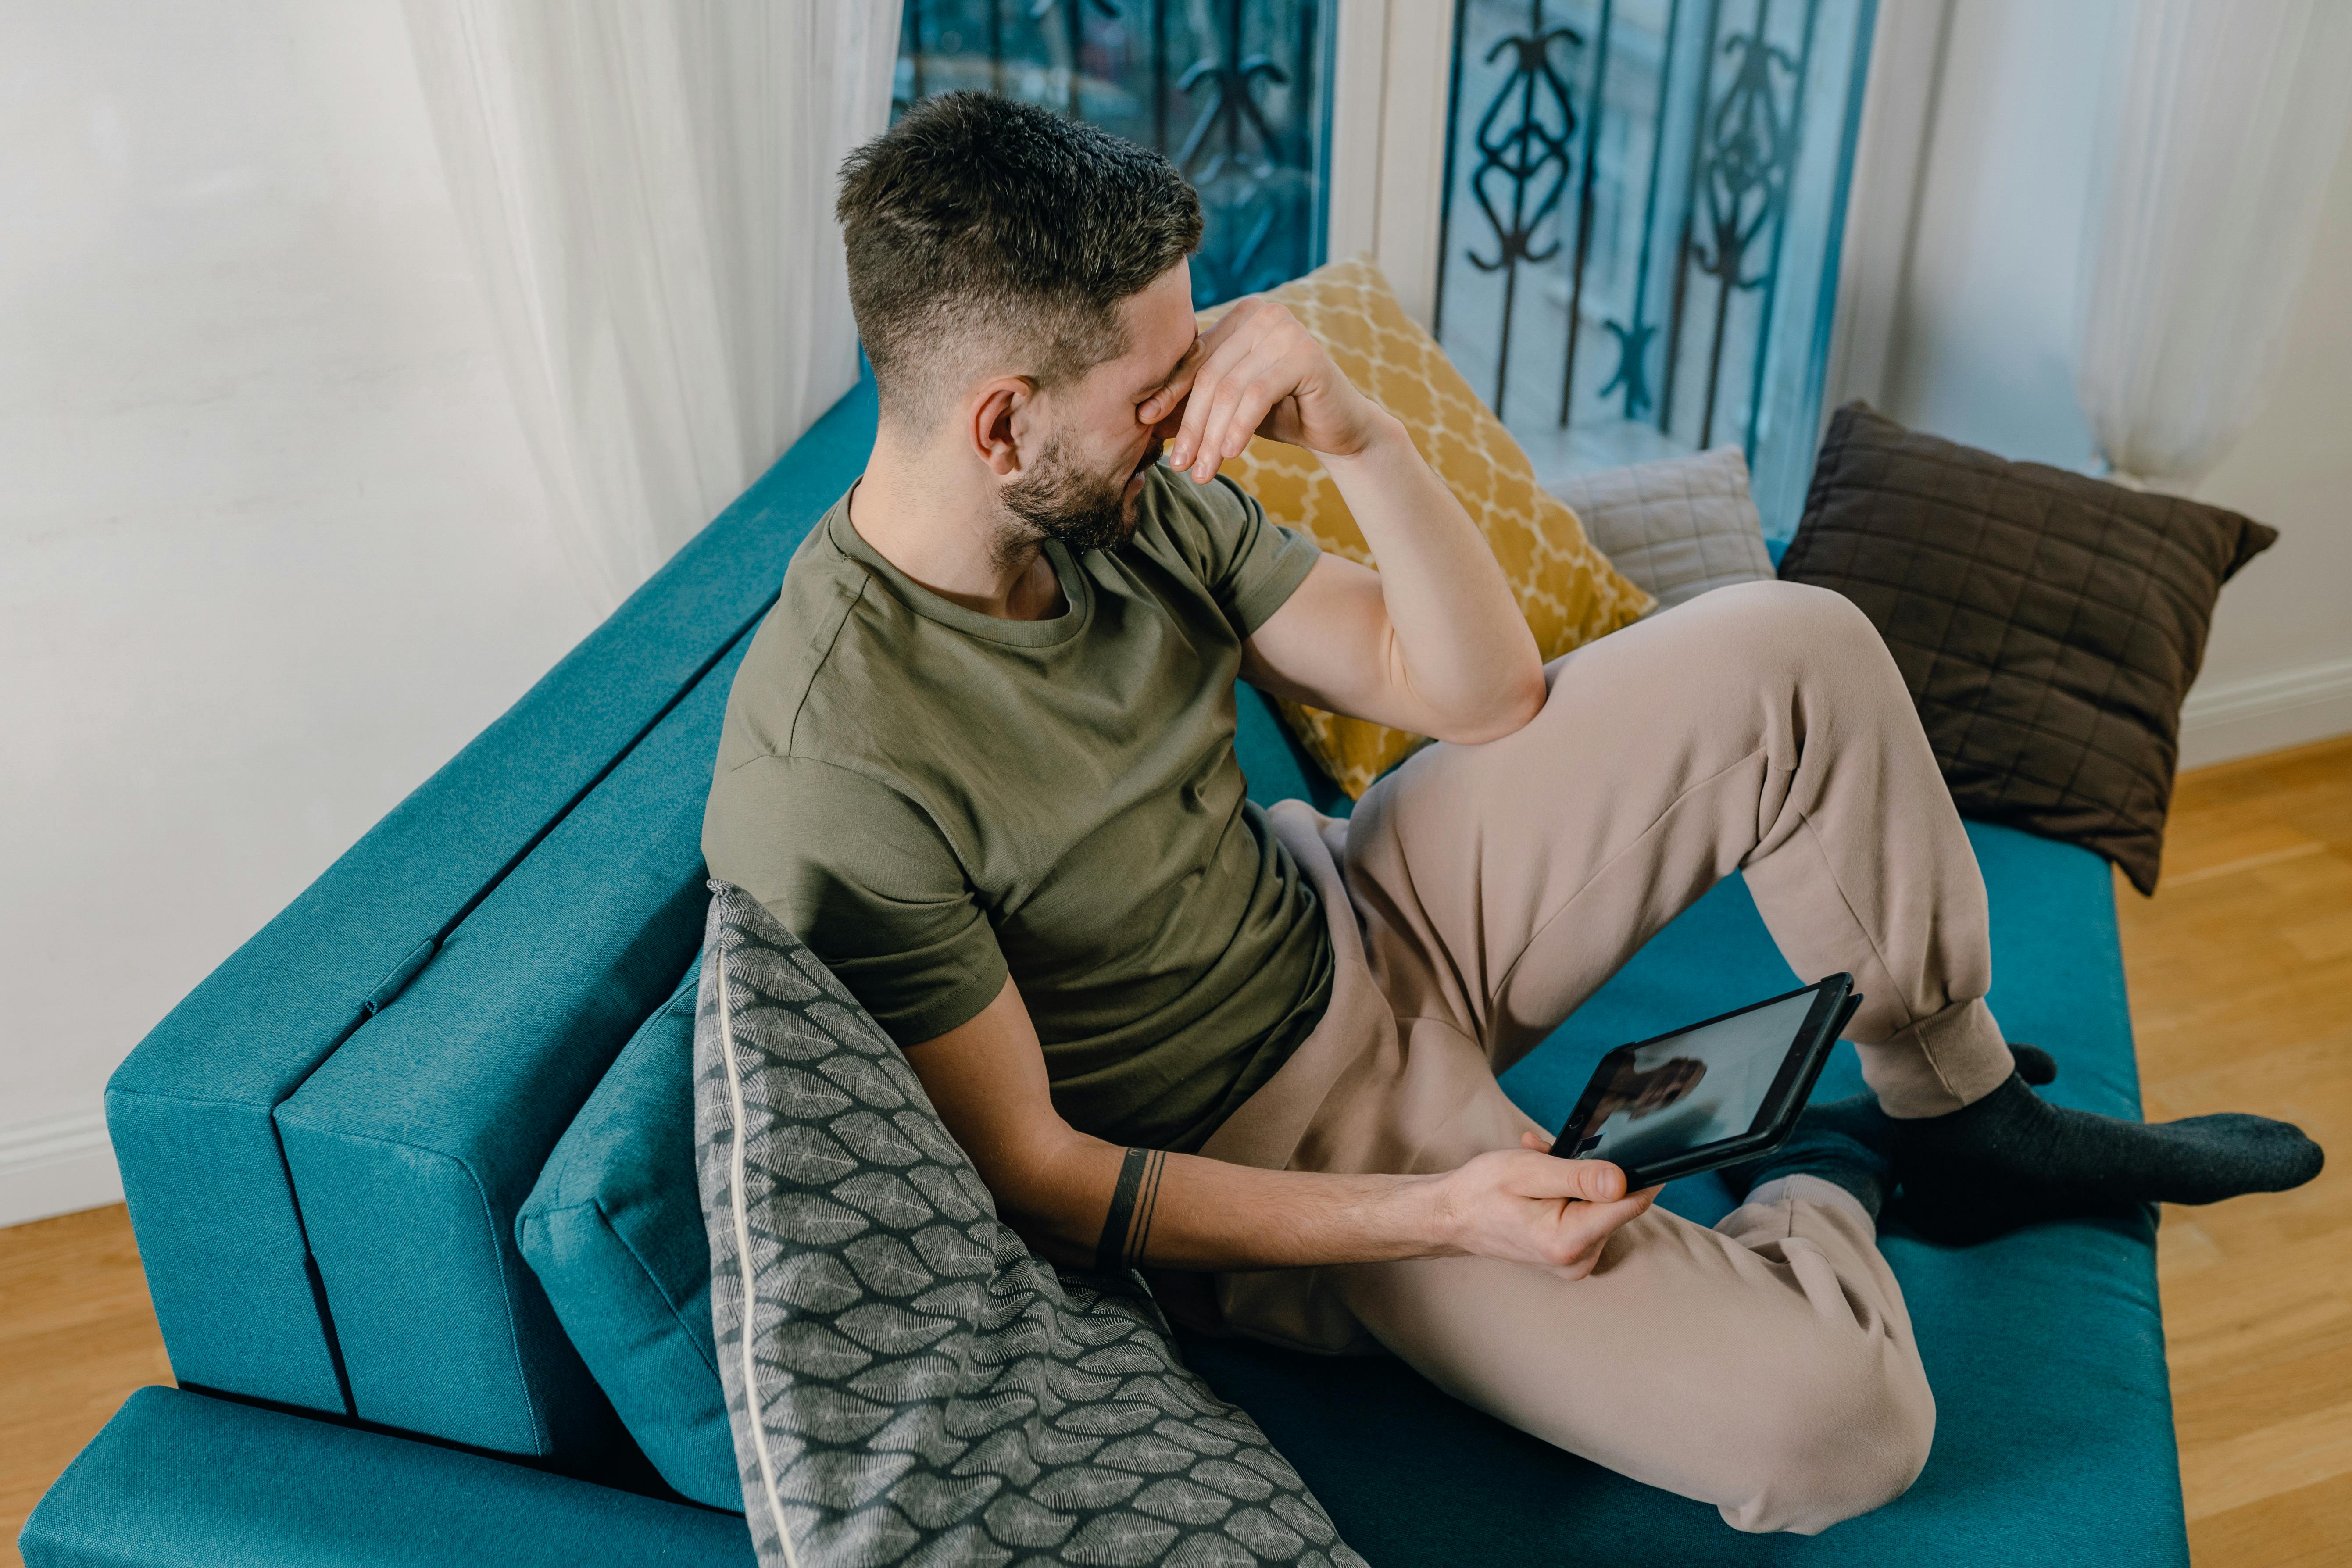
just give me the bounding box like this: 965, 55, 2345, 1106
2075, 0, 2352, 489
400, 1, 901, 607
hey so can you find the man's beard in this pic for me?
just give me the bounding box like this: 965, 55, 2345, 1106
997, 435, 1158, 561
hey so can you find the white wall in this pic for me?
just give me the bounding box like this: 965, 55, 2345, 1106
2177, 143, 2352, 765
1878, 0, 2352, 768
0, 1, 596, 1224
1880, 0, 2117, 471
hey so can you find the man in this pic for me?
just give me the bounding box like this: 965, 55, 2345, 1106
704, 94, 2320, 1534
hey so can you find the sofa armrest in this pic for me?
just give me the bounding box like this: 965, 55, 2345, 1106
20, 1387, 752, 1568
106, 381, 876, 1418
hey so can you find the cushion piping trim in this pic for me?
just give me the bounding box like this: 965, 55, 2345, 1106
714, 923, 802, 1568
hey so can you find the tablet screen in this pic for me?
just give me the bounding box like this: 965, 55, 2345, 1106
1571, 989, 1820, 1170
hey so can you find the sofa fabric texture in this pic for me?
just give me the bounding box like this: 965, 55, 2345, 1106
693, 881, 1366, 1567
1549, 446, 1777, 611
1201, 257, 1652, 797
272, 652, 751, 1472
18, 1386, 757, 1568
1779, 403, 2276, 893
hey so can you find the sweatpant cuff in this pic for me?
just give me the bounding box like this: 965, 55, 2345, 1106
1857, 994, 2013, 1119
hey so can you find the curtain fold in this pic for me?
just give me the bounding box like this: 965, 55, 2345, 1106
400, 1, 901, 607
2074, 0, 2352, 490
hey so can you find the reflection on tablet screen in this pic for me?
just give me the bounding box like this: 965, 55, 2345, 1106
1576, 991, 1819, 1169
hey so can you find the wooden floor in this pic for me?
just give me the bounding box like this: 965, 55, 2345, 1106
3, 736, 2349, 1567
2125, 736, 2352, 1566
0, 1202, 172, 1568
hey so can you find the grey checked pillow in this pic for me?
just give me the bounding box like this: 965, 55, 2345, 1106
694, 881, 1367, 1568
1549, 446, 1775, 611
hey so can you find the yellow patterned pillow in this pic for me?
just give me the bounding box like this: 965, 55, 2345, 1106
1199, 257, 1654, 797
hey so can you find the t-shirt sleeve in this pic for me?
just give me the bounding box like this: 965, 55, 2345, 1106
701, 753, 1008, 1045
1181, 472, 1322, 636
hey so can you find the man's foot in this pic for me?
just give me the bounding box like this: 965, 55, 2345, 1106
1893, 1072, 2325, 1245
1723, 1094, 1896, 1222
1721, 1044, 2056, 1225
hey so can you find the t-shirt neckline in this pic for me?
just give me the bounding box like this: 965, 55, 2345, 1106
829, 486, 1094, 649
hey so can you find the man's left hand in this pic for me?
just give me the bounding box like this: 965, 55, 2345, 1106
1141, 296, 1390, 484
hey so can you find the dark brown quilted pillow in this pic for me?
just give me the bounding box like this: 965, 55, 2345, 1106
1780, 404, 2276, 895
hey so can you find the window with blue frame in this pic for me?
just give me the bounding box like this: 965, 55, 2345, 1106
894, 0, 1333, 309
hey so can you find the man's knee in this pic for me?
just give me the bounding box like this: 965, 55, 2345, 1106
1653, 579, 1907, 739
1691, 578, 1881, 670
1716, 1340, 1936, 1535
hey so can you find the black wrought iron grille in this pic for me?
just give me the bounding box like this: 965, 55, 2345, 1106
894, 0, 1330, 309
1436, 0, 1875, 533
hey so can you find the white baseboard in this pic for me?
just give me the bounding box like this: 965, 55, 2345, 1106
0, 1108, 123, 1229
2178, 655, 2352, 771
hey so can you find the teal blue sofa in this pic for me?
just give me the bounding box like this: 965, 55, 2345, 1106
24, 381, 2188, 1566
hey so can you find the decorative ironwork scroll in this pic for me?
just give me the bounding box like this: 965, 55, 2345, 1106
1461, 11, 1583, 418
1175, 0, 1316, 302
1681, 22, 1803, 446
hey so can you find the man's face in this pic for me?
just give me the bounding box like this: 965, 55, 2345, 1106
1001, 261, 1198, 553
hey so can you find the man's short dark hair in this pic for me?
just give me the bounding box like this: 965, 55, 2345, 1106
837, 93, 1203, 425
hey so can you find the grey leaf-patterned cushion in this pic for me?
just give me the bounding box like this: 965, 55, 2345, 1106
693, 881, 1366, 1568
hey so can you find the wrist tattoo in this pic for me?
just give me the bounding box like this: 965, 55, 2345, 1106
1093, 1147, 1169, 1272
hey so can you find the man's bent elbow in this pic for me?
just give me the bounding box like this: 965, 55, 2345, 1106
1433, 662, 1547, 746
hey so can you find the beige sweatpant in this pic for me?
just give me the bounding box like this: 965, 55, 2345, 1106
1198, 580, 2018, 1534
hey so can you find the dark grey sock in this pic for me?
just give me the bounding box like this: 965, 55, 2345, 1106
1720, 1043, 2054, 1225
1723, 1094, 1898, 1223
1893, 1072, 2325, 1245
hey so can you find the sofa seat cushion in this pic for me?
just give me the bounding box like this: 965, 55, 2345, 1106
19, 1386, 755, 1568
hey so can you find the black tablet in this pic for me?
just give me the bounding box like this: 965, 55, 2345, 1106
1550, 975, 1862, 1190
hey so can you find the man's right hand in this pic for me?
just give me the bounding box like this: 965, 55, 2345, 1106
902, 973, 1661, 1277
1424, 1134, 1660, 1278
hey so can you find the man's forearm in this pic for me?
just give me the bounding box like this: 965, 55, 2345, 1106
1005, 1132, 1446, 1273
1317, 413, 1544, 741
906, 977, 1648, 1281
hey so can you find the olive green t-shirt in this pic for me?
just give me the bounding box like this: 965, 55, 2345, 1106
701, 464, 1333, 1152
